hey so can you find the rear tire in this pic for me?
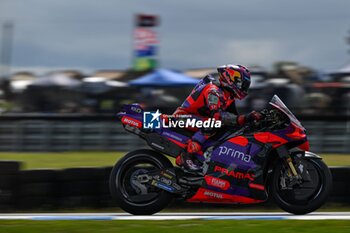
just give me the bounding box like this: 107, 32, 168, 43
109, 149, 173, 215
270, 158, 332, 215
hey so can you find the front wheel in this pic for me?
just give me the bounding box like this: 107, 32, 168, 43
270, 157, 332, 214
109, 149, 173, 215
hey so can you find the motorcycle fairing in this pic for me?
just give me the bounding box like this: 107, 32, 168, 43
188, 123, 308, 204
187, 187, 263, 204
188, 135, 269, 203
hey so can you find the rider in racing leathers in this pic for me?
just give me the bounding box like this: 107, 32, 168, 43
174, 64, 262, 172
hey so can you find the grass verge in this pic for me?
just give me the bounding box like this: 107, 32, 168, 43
0, 151, 125, 169
0, 152, 348, 169
0, 220, 349, 233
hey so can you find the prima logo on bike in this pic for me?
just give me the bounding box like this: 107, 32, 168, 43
218, 146, 251, 163
143, 109, 222, 129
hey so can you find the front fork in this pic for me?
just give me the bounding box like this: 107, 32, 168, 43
276, 146, 301, 179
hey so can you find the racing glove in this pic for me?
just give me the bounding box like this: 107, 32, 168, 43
237, 111, 263, 126
247, 110, 263, 122
186, 139, 202, 153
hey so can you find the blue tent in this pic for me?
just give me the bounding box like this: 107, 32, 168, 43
129, 69, 199, 87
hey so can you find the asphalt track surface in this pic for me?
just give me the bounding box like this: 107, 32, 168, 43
0, 212, 349, 220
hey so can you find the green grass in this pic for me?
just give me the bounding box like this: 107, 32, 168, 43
0, 152, 125, 169
321, 154, 350, 167
0, 152, 348, 170
0, 220, 349, 233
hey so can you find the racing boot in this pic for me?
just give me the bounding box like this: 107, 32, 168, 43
176, 152, 202, 174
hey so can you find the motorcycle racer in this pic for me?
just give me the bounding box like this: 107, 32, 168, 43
174, 64, 262, 172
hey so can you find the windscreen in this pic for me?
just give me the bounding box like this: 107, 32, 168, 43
269, 95, 305, 130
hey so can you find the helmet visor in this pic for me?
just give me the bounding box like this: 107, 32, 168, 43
241, 75, 251, 93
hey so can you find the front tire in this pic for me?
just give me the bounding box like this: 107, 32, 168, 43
109, 149, 173, 215
270, 158, 332, 214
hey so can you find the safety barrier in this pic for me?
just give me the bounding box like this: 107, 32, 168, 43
0, 161, 115, 210
0, 161, 349, 210
0, 118, 146, 152
0, 115, 349, 153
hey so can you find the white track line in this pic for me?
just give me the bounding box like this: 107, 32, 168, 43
0, 212, 349, 220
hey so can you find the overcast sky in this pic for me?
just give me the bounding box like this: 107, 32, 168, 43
1, 0, 350, 74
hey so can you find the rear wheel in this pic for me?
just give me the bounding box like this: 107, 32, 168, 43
270, 157, 332, 214
109, 149, 173, 215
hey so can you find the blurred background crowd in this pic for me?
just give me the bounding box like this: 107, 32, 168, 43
0, 62, 350, 116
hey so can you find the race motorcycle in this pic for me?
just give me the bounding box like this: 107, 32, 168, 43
110, 95, 332, 215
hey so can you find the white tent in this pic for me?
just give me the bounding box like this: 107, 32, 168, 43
81, 76, 128, 94
10, 79, 34, 92
30, 74, 81, 87
83, 77, 127, 87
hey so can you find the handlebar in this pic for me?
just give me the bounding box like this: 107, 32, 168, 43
244, 108, 289, 132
